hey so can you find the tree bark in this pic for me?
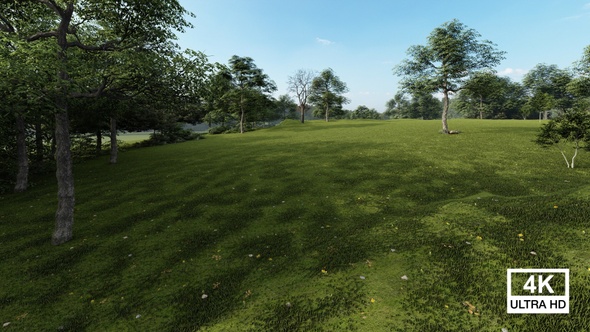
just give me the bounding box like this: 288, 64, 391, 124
96, 129, 102, 155
442, 90, 450, 133
52, 109, 75, 245
300, 105, 305, 123
35, 119, 44, 162
14, 112, 29, 193
325, 105, 329, 122
109, 117, 118, 164
52, 4, 75, 245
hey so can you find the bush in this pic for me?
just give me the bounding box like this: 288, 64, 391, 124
134, 125, 202, 147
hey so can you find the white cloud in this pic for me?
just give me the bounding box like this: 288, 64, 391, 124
498, 67, 527, 79
316, 37, 334, 46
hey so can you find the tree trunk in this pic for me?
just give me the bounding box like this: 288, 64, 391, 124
96, 129, 102, 155
14, 112, 29, 193
50, 134, 56, 161
239, 94, 245, 133
300, 105, 305, 123
53, 6, 75, 245
52, 109, 75, 245
325, 106, 329, 122
109, 117, 118, 164
240, 109, 245, 133
35, 119, 44, 162
442, 90, 450, 133
479, 95, 483, 119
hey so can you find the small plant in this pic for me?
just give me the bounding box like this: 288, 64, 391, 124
535, 109, 590, 168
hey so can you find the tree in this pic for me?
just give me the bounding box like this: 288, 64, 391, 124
287, 69, 316, 123
384, 92, 410, 119
385, 91, 441, 119
309, 68, 349, 122
394, 19, 505, 133
275, 94, 298, 120
536, 109, 590, 168
7, 0, 193, 245
227, 56, 277, 133
523, 64, 574, 119
455, 73, 527, 119
568, 45, 590, 101
350, 105, 381, 119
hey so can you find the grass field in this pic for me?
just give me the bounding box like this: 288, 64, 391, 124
2, 119, 590, 331
118, 132, 152, 145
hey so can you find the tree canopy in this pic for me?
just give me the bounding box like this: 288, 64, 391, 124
394, 19, 505, 133
309, 68, 349, 122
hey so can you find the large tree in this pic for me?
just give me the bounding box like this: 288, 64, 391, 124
6, 0, 193, 245
287, 69, 316, 123
569, 45, 590, 102
227, 56, 277, 133
309, 68, 349, 122
394, 19, 505, 133
523, 63, 574, 119
455, 73, 527, 119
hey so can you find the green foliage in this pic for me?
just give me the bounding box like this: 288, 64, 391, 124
395, 19, 505, 132
225, 56, 277, 133
309, 68, 349, 122
134, 125, 201, 147
350, 105, 381, 120
385, 91, 442, 119
536, 109, 590, 168
395, 19, 505, 95
455, 73, 527, 119
523, 64, 574, 114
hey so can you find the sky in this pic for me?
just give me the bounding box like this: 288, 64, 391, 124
175, 0, 590, 112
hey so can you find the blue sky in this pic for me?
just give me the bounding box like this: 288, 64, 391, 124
176, 0, 590, 112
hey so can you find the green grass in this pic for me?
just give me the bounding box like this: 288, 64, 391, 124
118, 132, 152, 144
2, 119, 590, 331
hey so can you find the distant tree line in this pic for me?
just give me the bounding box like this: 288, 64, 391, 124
390, 19, 590, 125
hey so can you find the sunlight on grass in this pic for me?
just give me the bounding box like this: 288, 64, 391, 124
1, 119, 590, 330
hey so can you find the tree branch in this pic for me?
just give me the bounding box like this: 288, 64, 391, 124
0, 13, 15, 33
70, 77, 109, 98
27, 30, 58, 42
66, 39, 117, 51
36, 0, 64, 18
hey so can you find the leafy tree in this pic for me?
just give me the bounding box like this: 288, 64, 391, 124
6, 0, 193, 245
523, 64, 574, 119
394, 19, 505, 133
227, 55, 277, 133
455, 73, 527, 119
309, 68, 349, 122
536, 109, 590, 168
203, 63, 234, 127
287, 69, 316, 123
385, 91, 441, 119
384, 92, 411, 119
350, 105, 381, 119
568, 45, 590, 101
275, 94, 298, 120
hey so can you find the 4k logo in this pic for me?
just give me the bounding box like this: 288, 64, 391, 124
507, 269, 569, 314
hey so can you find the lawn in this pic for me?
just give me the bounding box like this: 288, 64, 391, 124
1, 119, 590, 331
